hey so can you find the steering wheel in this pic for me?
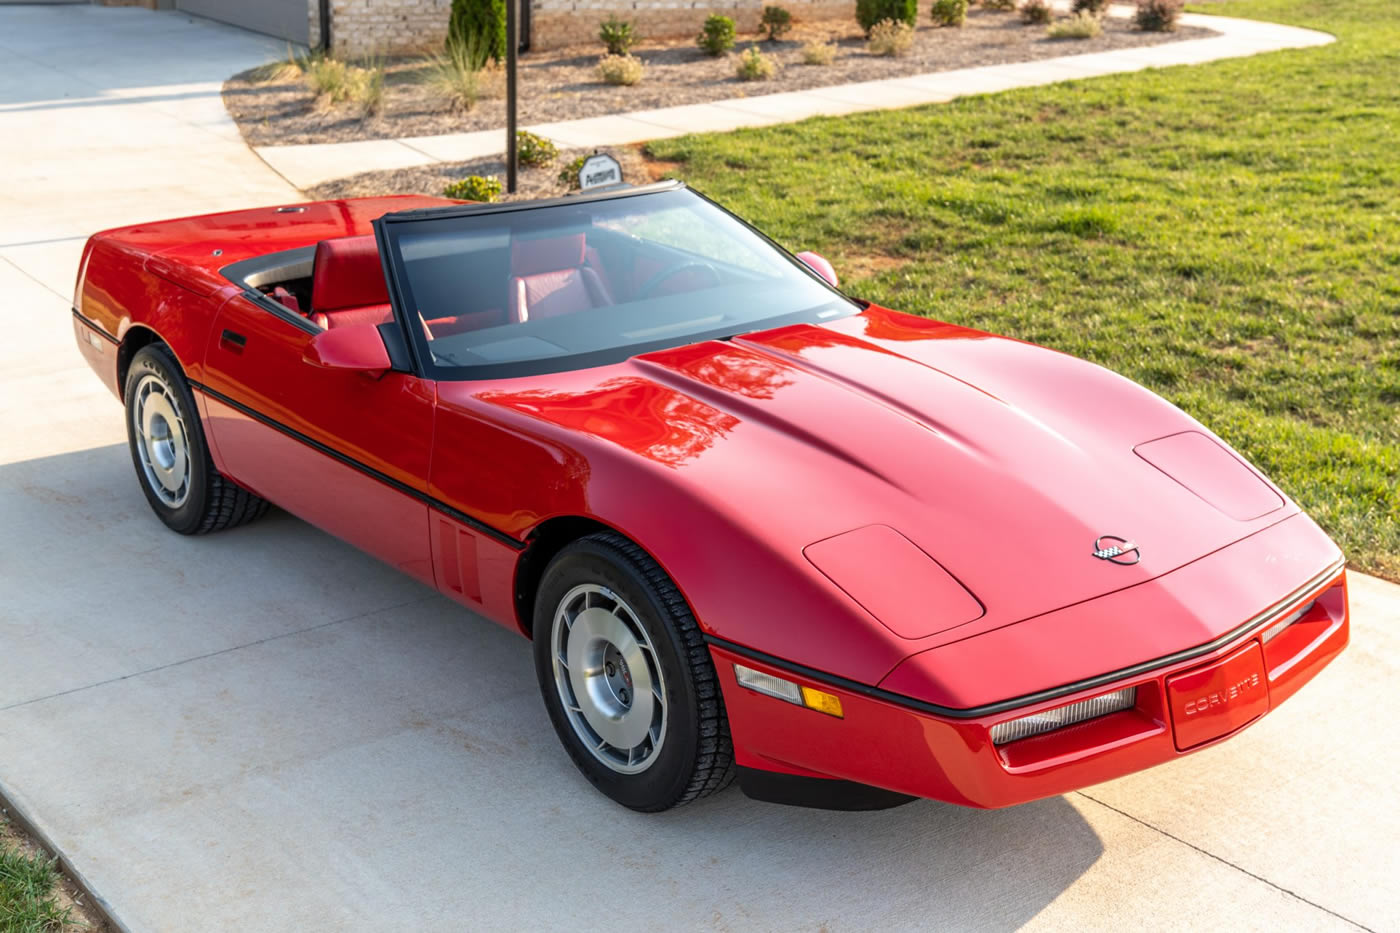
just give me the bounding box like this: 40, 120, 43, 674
636, 261, 721, 299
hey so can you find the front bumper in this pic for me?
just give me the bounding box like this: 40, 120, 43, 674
712, 566, 1348, 809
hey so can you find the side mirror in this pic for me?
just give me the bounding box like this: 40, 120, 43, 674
303, 322, 391, 377
796, 251, 839, 288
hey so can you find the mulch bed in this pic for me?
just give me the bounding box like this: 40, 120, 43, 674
227, 9, 1213, 148
305, 144, 658, 202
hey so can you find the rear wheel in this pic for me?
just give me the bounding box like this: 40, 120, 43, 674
124, 343, 269, 535
533, 532, 735, 811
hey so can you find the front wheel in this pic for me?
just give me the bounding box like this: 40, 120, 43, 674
533, 532, 735, 811
124, 343, 269, 535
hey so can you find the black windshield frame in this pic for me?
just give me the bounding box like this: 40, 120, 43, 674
372, 181, 857, 381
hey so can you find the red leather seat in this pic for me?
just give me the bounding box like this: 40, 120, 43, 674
309, 235, 394, 331
509, 233, 612, 323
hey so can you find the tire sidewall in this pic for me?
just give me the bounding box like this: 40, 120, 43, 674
533, 542, 702, 811
124, 345, 211, 535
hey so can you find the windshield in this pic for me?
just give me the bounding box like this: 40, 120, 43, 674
378, 186, 858, 379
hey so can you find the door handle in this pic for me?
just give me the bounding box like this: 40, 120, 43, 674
220, 329, 247, 353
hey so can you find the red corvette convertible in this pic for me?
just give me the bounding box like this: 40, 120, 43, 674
70, 182, 1348, 811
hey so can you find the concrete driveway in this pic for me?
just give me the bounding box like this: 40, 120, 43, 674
1, 5, 1396, 932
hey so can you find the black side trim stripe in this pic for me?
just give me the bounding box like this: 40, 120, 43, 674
71, 307, 119, 344
189, 380, 526, 551
707, 557, 1346, 720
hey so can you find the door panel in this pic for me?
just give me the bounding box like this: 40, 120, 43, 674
176, 0, 310, 44
199, 295, 435, 585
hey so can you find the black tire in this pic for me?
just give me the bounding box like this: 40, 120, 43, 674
124, 343, 270, 535
533, 532, 735, 811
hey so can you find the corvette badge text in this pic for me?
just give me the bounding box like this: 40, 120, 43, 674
1182, 672, 1262, 716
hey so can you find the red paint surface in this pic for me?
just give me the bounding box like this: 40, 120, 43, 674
1166, 641, 1270, 750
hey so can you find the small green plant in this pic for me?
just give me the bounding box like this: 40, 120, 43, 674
426, 32, 496, 111
735, 44, 777, 80
697, 15, 736, 55
761, 5, 794, 40
597, 53, 645, 85
1134, 0, 1183, 31
1020, 0, 1052, 23
982, 0, 1016, 10
856, 0, 918, 33
800, 40, 836, 64
930, 0, 968, 26
443, 174, 503, 202
450, 0, 507, 62
867, 17, 915, 55
598, 16, 638, 55
558, 155, 588, 190
305, 56, 350, 103
517, 130, 558, 167
1048, 10, 1103, 36
1069, 0, 1111, 14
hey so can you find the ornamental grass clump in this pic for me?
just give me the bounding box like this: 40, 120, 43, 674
736, 44, 777, 80
801, 40, 837, 64
856, 0, 917, 34
697, 15, 736, 55
1048, 9, 1103, 36
761, 5, 794, 39
867, 17, 915, 56
1020, 0, 1052, 24
598, 53, 645, 85
930, 0, 968, 26
1134, 0, 1184, 31
443, 174, 502, 202
425, 32, 496, 112
598, 16, 638, 55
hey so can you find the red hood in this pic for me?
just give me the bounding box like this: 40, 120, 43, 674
462, 306, 1299, 684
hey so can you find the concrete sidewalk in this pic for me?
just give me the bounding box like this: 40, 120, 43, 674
254, 6, 1334, 190
2, 5, 1394, 933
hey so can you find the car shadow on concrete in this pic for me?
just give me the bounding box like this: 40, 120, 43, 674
0, 442, 1102, 929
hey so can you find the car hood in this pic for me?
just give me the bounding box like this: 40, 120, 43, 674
468, 306, 1295, 679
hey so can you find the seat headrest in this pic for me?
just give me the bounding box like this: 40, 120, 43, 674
311, 235, 389, 313
510, 233, 587, 277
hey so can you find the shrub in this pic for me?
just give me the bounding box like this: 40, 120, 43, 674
867, 18, 915, 56
558, 155, 587, 190
735, 44, 777, 80
856, 0, 917, 34
305, 56, 350, 103
1069, 0, 1110, 14
697, 15, 736, 55
425, 32, 495, 111
761, 5, 793, 40
598, 16, 638, 55
450, 0, 506, 62
516, 130, 558, 167
982, 0, 1016, 10
346, 59, 385, 117
443, 175, 502, 202
1048, 10, 1103, 37
1134, 0, 1183, 31
800, 40, 836, 64
597, 53, 644, 85
1020, 0, 1051, 23
930, 0, 967, 26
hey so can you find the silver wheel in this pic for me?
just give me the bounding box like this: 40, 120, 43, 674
131, 371, 191, 508
551, 583, 667, 775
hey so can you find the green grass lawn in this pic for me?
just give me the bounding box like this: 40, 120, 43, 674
0, 820, 74, 933
646, 0, 1400, 581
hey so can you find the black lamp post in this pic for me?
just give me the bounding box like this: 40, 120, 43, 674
506, 0, 518, 193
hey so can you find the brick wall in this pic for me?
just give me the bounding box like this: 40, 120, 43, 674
319, 0, 856, 55
323, 0, 453, 56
